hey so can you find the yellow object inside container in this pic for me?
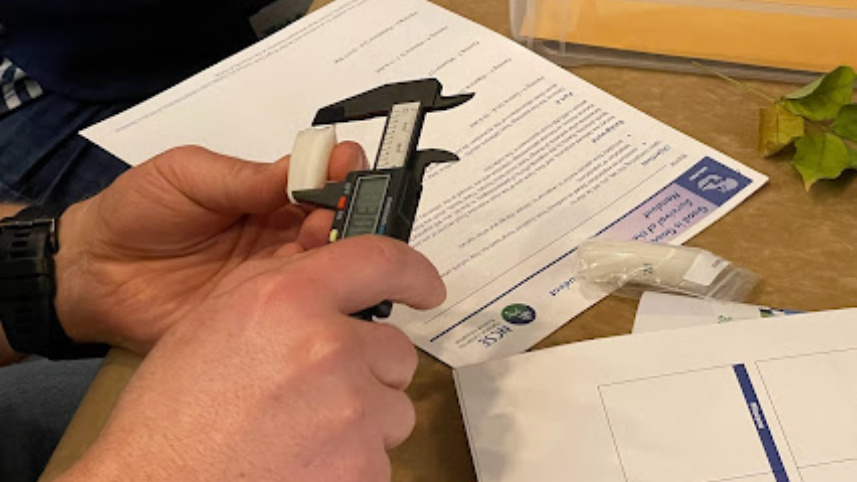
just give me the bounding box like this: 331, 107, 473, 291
521, 0, 857, 73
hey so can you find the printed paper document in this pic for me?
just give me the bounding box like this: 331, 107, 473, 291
81, 0, 766, 366
456, 309, 857, 482
633, 291, 798, 333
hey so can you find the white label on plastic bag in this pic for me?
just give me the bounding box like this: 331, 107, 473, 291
684, 252, 730, 286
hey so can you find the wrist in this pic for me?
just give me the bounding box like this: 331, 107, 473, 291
0, 324, 24, 365
54, 200, 101, 344
0, 204, 26, 218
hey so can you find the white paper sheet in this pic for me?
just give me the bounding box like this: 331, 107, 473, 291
633, 291, 799, 333
455, 309, 857, 482
81, 0, 767, 367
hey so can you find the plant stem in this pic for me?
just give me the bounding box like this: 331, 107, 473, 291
691, 61, 778, 103
804, 118, 830, 134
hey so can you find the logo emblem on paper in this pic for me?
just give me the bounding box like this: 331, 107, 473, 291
676, 157, 752, 206
502, 304, 536, 325
698, 174, 739, 194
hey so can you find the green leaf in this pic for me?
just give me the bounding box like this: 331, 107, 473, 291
832, 104, 857, 142
849, 146, 857, 169
782, 66, 855, 121
792, 131, 852, 190
759, 103, 805, 156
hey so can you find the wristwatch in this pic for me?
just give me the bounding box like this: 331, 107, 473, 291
0, 205, 108, 359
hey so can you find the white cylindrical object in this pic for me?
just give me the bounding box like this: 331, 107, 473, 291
287, 125, 337, 204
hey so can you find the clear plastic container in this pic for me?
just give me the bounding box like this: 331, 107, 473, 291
509, 0, 857, 83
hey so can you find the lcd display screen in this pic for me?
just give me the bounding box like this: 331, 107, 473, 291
344, 175, 389, 237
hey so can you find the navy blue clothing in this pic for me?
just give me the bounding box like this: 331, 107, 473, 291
0, 358, 102, 482
0, 92, 130, 205
0, 0, 261, 205
0, 0, 257, 102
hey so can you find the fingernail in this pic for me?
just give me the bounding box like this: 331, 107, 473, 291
358, 148, 369, 169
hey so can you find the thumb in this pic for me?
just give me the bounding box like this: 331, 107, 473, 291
148, 145, 290, 215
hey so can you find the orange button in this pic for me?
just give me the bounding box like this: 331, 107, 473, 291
337, 196, 347, 210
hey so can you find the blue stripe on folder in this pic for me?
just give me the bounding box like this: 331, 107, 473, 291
733, 364, 790, 482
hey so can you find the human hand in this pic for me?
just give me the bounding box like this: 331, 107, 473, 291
60, 235, 445, 482
54, 143, 368, 352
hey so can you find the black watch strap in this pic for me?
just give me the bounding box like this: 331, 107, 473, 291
0, 205, 108, 360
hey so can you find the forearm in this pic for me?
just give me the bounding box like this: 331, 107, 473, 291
0, 204, 26, 365
0, 203, 25, 218
0, 325, 24, 365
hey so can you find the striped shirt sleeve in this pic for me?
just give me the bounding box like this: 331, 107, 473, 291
1, 56, 44, 114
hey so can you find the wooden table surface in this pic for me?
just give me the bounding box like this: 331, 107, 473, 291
40, 1, 857, 481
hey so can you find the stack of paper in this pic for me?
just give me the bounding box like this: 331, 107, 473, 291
455, 309, 857, 482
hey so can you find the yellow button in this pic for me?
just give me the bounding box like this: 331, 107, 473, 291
329, 229, 339, 242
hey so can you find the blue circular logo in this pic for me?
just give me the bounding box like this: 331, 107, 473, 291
502, 304, 537, 325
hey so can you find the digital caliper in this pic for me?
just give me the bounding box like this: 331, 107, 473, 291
290, 78, 473, 320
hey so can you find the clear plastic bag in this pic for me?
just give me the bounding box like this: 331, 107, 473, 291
574, 240, 759, 302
